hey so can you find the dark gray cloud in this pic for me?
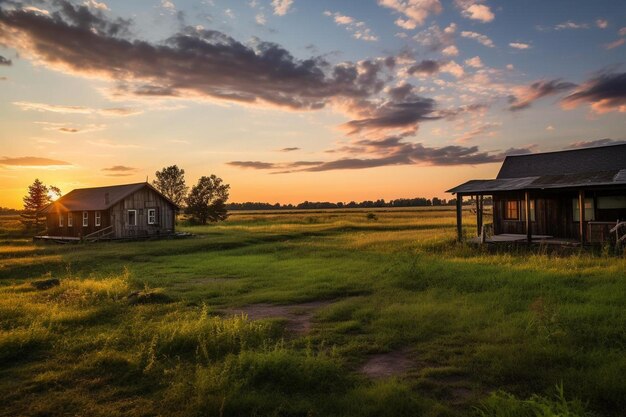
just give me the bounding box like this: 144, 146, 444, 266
567, 138, 626, 149
561, 72, 626, 113
0, 2, 389, 110
279, 147, 300, 152
508, 79, 577, 111
0, 156, 71, 166
0, 54, 11, 65
227, 138, 535, 173
408, 60, 440, 75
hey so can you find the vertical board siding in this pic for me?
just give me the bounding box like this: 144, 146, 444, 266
45, 185, 176, 238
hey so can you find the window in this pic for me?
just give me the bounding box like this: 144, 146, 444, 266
504, 200, 519, 220
82, 211, 89, 227
68, 213, 73, 227
128, 210, 137, 226
597, 196, 626, 209
95, 211, 101, 227
573, 198, 595, 222
147, 208, 156, 225
59, 213, 64, 227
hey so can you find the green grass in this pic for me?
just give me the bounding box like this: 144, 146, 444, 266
0, 208, 624, 416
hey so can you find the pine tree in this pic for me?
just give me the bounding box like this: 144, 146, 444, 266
21, 179, 59, 233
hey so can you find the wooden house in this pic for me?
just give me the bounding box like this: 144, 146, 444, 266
41, 182, 178, 241
447, 144, 626, 244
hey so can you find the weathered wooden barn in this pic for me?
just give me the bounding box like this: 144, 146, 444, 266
41, 182, 178, 241
447, 144, 626, 245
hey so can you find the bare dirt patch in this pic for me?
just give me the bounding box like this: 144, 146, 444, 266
222, 300, 333, 335
359, 350, 414, 378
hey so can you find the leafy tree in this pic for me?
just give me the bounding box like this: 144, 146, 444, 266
185, 175, 230, 224
152, 165, 188, 207
21, 179, 60, 233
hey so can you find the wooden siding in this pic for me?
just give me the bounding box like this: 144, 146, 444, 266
108, 187, 176, 238
44, 185, 176, 239
46, 209, 110, 238
492, 189, 626, 240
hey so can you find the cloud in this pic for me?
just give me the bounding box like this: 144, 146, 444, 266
440, 60, 464, 78
460, 30, 494, 47
465, 56, 483, 68
279, 147, 300, 152
555, 21, 589, 30
455, 1, 494, 23
414, 23, 457, 53
596, 19, 608, 29
442, 45, 458, 56
161, 0, 175, 12
0, 3, 390, 111
509, 42, 531, 49
378, 0, 442, 30
228, 138, 534, 172
454, 122, 500, 143
604, 38, 624, 50
567, 138, 626, 149
255, 13, 266, 25
84, 0, 109, 11
13, 101, 142, 116
620, 27, 626, 36
271, 0, 293, 16
407, 59, 441, 75
561, 72, 626, 113
0, 55, 11, 65
340, 85, 440, 137
324, 10, 378, 42
0, 156, 71, 167
508, 79, 577, 111
35, 121, 106, 134
102, 165, 137, 172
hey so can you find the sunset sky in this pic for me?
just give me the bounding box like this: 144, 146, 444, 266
0, 0, 625, 208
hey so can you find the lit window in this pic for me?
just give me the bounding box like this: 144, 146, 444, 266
95, 211, 101, 227
147, 209, 156, 225
573, 198, 595, 221
68, 213, 73, 227
128, 210, 137, 226
504, 200, 519, 220
82, 211, 88, 227
59, 213, 64, 227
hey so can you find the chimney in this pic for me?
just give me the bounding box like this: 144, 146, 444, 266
104, 192, 110, 205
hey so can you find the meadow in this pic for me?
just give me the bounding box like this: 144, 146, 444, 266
0, 208, 624, 417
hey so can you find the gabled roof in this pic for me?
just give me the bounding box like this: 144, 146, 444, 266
447, 144, 626, 194
497, 143, 626, 179
43, 182, 178, 212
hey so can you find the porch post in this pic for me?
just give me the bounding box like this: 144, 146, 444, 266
579, 190, 585, 244
476, 195, 483, 237
525, 191, 532, 244
456, 194, 463, 242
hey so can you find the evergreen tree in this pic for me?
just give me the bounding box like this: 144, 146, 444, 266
185, 175, 230, 224
21, 179, 59, 233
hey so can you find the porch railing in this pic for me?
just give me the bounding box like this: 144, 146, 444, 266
609, 221, 626, 247
83, 225, 114, 242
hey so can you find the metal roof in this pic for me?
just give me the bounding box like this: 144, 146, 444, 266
447, 169, 626, 194
497, 143, 626, 179
43, 182, 178, 212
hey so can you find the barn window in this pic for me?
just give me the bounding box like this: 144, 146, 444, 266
95, 211, 101, 227
147, 209, 156, 225
504, 200, 519, 220
59, 213, 64, 227
573, 198, 595, 221
82, 211, 88, 227
128, 210, 137, 226
68, 213, 73, 227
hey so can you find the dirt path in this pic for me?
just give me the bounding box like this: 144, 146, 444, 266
222, 300, 333, 335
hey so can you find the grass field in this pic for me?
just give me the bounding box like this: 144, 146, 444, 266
1, 208, 624, 417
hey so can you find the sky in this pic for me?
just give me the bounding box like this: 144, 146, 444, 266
0, 0, 625, 208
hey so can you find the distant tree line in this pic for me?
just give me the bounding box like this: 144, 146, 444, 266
226, 197, 492, 211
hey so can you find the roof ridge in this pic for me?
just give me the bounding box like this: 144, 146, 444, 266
505, 142, 626, 159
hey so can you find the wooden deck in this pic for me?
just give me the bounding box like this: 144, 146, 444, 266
468, 233, 580, 246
